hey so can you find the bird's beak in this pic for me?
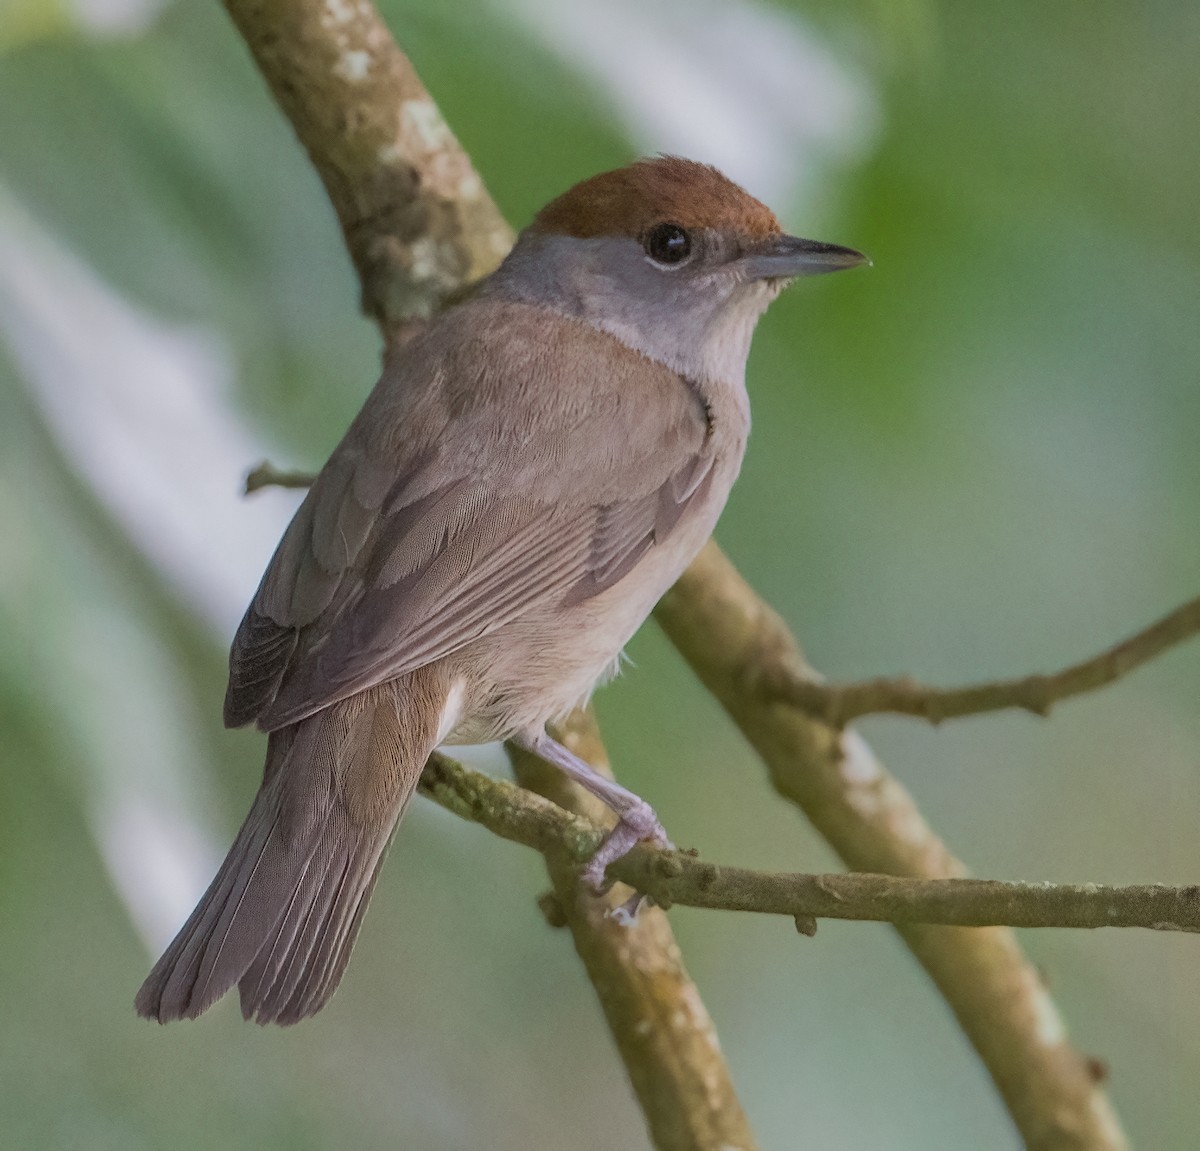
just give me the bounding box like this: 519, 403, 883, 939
739, 235, 870, 280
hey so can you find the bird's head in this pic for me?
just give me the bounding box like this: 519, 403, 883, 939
491, 156, 867, 386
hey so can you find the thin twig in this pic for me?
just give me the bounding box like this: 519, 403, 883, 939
420, 752, 1200, 935
507, 712, 760, 1151
244, 461, 317, 493
656, 542, 1128, 1151
768, 594, 1200, 726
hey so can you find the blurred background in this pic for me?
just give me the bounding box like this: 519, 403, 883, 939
1, 1, 1197, 1147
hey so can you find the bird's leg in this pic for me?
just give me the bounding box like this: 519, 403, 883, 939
514, 730, 673, 894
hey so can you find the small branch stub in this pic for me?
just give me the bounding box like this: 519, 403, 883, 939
536, 889, 568, 929
245, 461, 317, 493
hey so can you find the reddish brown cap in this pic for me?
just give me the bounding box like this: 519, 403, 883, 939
531, 156, 781, 242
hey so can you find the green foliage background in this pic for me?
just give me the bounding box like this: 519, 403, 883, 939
1, 2, 1197, 1147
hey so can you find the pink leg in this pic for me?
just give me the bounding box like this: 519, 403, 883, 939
514, 730, 673, 893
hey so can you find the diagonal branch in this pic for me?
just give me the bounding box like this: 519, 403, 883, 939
767, 593, 1200, 727
420, 752, 1200, 934
656, 543, 1128, 1151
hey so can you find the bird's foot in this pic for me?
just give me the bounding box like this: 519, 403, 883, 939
512, 730, 672, 905
580, 797, 673, 894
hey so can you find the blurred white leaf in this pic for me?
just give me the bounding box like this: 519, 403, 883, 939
0, 185, 307, 950
499, 0, 880, 211
0, 184, 302, 636
69, 0, 168, 37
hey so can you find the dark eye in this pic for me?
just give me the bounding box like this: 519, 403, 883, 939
643, 222, 692, 265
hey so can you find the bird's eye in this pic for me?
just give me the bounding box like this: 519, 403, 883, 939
643, 223, 692, 266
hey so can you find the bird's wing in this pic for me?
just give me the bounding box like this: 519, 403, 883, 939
225, 301, 715, 732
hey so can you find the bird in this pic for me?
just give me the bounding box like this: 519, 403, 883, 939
135, 155, 866, 1026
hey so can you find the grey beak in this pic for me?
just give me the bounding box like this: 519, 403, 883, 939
741, 235, 870, 279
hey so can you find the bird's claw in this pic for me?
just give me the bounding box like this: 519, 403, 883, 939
580, 799, 672, 894
606, 891, 656, 925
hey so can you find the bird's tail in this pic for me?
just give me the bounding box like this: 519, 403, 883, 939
135, 675, 443, 1026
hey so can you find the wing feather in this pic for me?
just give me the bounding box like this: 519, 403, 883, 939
225, 298, 716, 732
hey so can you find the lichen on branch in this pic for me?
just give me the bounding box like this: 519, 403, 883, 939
223, 0, 512, 339
419, 753, 1200, 935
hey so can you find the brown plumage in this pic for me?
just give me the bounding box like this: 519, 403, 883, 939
136, 674, 446, 1024
136, 157, 865, 1025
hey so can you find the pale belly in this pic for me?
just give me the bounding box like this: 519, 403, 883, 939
441, 467, 733, 745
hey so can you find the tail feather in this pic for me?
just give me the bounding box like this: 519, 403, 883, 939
268, 827, 396, 1025
135, 678, 434, 1025
239, 828, 368, 1024
234, 821, 349, 1019
136, 791, 283, 1021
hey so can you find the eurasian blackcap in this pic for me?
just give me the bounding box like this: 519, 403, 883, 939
136, 156, 866, 1025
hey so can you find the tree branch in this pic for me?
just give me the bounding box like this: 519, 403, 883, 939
656, 543, 1128, 1151
222, 0, 512, 341
419, 752, 1200, 935
244, 456, 1198, 738
767, 593, 1200, 727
